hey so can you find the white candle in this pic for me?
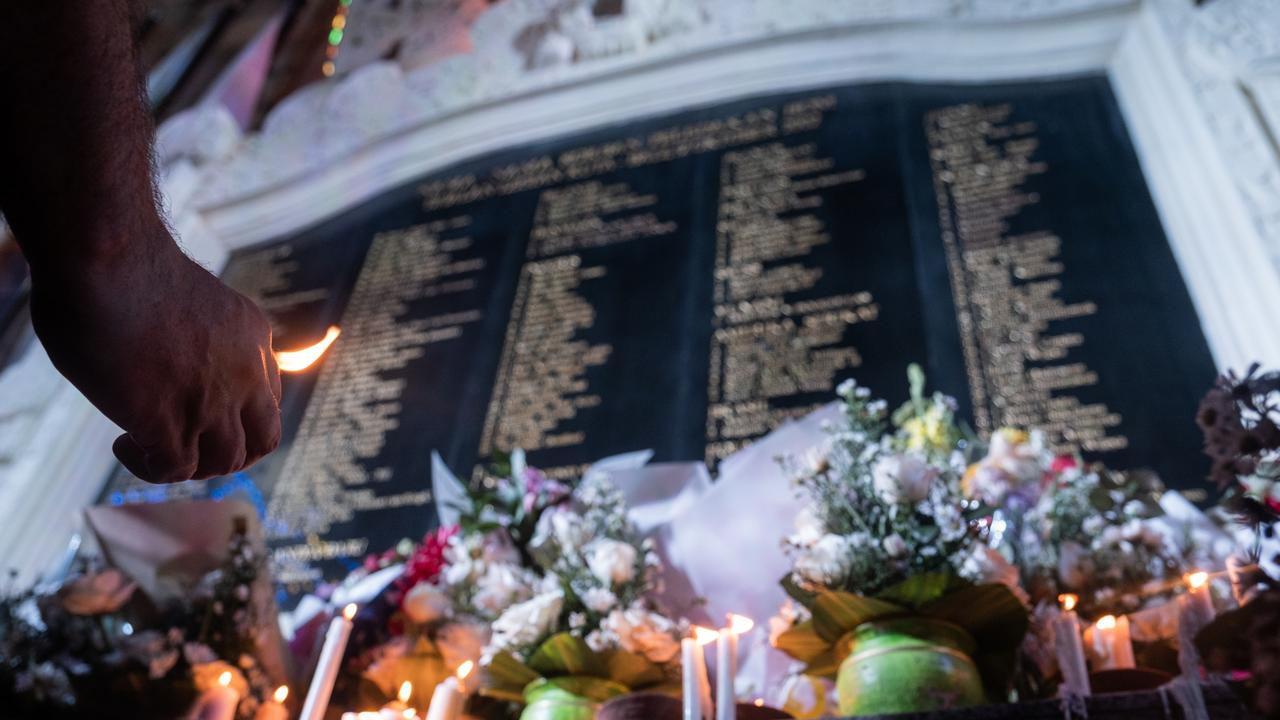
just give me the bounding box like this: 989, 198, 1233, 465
1178, 572, 1215, 678
716, 615, 753, 720
1085, 614, 1135, 671
424, 679, 462, 720
380, 680, 416, 720
1051, 594, 1090, 698
300, 603, 357, 720
253, 686, 289, 720
193, 671, 240, 720
425, 660, 474, 720
683, 638, 704, 720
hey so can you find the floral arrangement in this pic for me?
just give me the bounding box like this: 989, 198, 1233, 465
326, 451, 683, 715
771, 366, 1028, 701
458, 452, 683, 704
0, 518, 276, 720
1192, 366, 1280, 716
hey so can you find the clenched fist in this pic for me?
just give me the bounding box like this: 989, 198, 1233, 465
30, 231, 282, 483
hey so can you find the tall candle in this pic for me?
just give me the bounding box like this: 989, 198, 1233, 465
253, 686, 289, 720
682, 626, 716, 720
716, 614, 753, 720
683, 637, 702, 720
1051, 594, 1090, 699
1178, 572, 1215, 677
1085, 614, 1135, 670
300, 603, 357, 720
193, 671, 240, 720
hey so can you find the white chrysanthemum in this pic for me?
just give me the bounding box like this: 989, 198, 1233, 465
487, 591, 564, 655
586, 539, 638, 586
793, 534, 853, 586
600, 607, 681, 664
582, 587, 618, 613
872, 452, 936, 504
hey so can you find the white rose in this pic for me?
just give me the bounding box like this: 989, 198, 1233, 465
882, 534, 908, 558
488, 591, 564, 654
872, 453, 936, 504
473, 563, 534, 616
531, 509, 589, 559
582, 587, 618, 613
793, 534, 852, 586
790, 505, 825, 547
402, 582, 451, 624
587, 539, 638, 586
601, 607, 681, 664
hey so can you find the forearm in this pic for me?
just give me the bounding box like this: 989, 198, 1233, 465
0, 1, 165, 279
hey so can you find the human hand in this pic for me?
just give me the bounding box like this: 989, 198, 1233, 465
28, 229, 281, 483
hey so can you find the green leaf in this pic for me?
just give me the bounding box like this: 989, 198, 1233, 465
780, 573, 818, 610
876, 572, 967, 609
802, 646, 844, 680
811, 590, 902, 644
921, 584, 1027, 653
528, 633, 605, 678
773, 621, 829, 663
601, 649, 665, 689
483, 650, 541, 700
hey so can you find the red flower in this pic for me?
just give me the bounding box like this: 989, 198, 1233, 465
1049, 455, 1078, 475
392, 525, 459, 607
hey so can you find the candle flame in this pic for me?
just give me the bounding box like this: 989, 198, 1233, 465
692, 626, 719, 645
398, 680, 412, 703
1186, 571, 1209, 590
728, 614, 754, 635
358, 713, 382, 720
343, 603, 358, 620
1096, 615, 1117, 630
1058, 593, 1078, 612
457, 660, 475, 680
402, 710, 416, 719
754, 698, 765, 707
273, 685, 288, 703
275, 326, 341, 372
218, 671, 233, 688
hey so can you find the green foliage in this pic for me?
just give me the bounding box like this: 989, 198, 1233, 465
528, 633, 604, 678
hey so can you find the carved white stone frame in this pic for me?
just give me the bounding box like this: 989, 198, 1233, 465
2, 0, 1278, 583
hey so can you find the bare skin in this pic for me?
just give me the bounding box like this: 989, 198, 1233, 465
0, 2, 282, 482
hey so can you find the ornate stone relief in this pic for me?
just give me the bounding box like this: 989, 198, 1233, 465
185, 0, 1131, 209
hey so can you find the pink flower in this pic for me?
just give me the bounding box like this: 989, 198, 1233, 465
58, 569, 136, 616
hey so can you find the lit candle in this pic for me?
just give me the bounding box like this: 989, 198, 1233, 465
1051, 594, 1090, 699
300, 603, 357, 720
254, 686, 289, 720
380, 681, 415, 720
683, 627, 717, 720
1177, 571, 1215, 678
716, 614, 753, 720
193, 671, 240, 720
425, 660, 473, 720
1085, 614, 1135, 671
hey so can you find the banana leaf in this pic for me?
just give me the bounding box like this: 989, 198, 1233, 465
773, 621, 828, 663
528, 632, 606, 678
810, 589, 902, 643
482, 650, 540, 702
876, 572, 967, 609
602, 648, 665, 689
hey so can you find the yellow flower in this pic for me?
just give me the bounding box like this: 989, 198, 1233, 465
993, 428, 1029, 446
901, 405, 952, 453
962, 463, 981, 498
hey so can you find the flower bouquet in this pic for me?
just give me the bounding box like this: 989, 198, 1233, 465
770, 366, 1028, 716
464, 453, 684, 720
0, 515, 280, 720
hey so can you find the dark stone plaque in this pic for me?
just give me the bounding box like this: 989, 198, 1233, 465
100, 75, 1219, 596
